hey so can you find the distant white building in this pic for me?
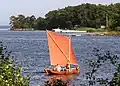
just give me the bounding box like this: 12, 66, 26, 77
101, 25, 105, 29
52, 28, 63, 32
52, 28, 86, 33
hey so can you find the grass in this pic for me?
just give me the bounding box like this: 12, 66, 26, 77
76, 27, 106, 32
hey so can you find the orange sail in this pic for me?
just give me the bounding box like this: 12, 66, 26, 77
47, 31, 78, 66
69, 38, 78, 65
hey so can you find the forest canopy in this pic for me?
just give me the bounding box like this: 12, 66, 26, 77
10, 3, 120, 31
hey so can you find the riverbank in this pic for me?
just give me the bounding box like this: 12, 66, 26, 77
52, 28, 120, 36
91, 31, 120, 36
61, 32, 120, 36
101, 31, 120, 36
10, 29, 120, 36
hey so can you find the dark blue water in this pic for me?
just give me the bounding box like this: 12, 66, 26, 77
0, 31, 120, 86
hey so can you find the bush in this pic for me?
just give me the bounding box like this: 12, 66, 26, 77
0, 42, 30, 86
87, 29, 96, 32
44, 78, 69, 86
114, 26, 120, 31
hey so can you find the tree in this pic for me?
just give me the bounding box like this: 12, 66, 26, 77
10, 15, 36, 30
34, 17, 46, 30
10, 16, 19, 29
10, 3, 120, 31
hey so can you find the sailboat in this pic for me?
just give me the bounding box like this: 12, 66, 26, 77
44, 30, 80, 75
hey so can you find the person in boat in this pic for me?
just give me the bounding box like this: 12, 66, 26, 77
53, 64, 61, 72
65, 64, 70, 71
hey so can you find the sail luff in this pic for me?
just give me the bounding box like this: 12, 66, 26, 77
69, 37, 70, 62
47, 31, 70, 64
69, 37, 71, 70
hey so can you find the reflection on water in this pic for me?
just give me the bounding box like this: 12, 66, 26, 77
48, 74, 78, 81
45, 74, 79, 86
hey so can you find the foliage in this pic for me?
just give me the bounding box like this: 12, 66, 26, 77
77, 27, 105, 32
0, 42, 30, 86
44, 78, 69, 86
10, 15, 36, 30
34, 17, 47, 30
10, 3, 120, 31
84, 48, 120, 86
87, 29, 96, 33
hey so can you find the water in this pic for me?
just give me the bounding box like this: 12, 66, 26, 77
0, 30, 120, 86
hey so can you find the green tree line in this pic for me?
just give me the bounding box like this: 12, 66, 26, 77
10, 3, 120, 31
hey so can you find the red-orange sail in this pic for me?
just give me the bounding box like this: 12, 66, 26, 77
69, 38, 78, 65
47, 31, 78, 66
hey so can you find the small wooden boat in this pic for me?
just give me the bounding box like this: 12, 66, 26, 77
44, 30, 80, 75
44, 68, 80, 75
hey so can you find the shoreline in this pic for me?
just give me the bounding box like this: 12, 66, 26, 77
9, 29, 120, 36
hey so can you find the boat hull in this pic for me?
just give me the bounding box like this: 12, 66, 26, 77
44, 68, 80, 75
